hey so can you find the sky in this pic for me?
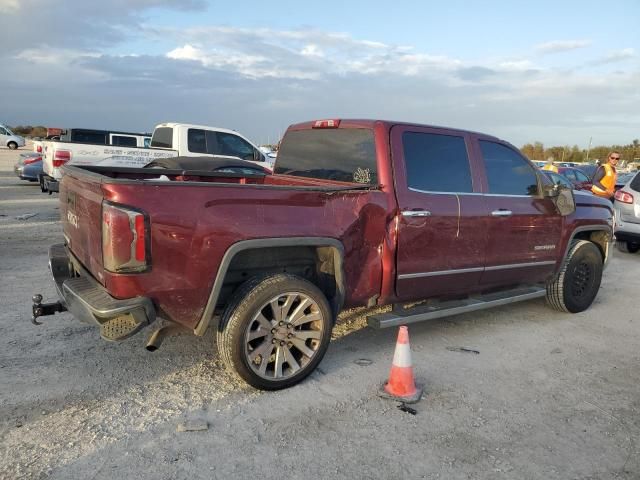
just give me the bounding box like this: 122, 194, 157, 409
1, 0, 638, 148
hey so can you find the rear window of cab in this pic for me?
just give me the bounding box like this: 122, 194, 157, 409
275, 128, 378, 184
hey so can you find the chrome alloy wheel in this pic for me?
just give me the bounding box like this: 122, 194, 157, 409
243, 292, 325, 380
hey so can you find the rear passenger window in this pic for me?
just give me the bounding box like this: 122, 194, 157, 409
188, 129, 207, 154
563, 169, 577, 181
151, 127, 173, 149
402, 132, 473, 193
630, 172, 640, 193
479, 141, 539, 196
71, 131, 107, 144
111, 135, 137, 147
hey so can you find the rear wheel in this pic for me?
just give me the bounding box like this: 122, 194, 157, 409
217, 274, 333, 390
616, 240, 640, 254
7, 141, 18, 150
546, 240, 603, 313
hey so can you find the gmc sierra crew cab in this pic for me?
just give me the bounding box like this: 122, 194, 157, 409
33, 119, 614, 390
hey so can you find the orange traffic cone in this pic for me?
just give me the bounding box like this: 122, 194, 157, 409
379, 326, 424, 403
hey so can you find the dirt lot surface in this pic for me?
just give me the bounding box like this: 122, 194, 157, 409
1, 145, 639, 480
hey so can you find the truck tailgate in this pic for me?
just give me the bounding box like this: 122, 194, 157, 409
60, 169, 105, 284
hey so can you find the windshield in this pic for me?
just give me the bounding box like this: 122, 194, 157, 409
275, 128, 377, 184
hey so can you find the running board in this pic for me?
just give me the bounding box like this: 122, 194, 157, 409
367, 286, 546, 329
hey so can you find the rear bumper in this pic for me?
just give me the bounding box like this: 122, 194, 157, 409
614, 203, 640, 243
43, 175, 59, 192
49, 244, 156, 329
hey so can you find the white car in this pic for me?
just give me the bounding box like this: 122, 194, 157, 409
0, 124, 26, 149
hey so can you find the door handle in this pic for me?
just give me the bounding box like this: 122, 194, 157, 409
491, 209, 513, 217
402, 210, 431, 217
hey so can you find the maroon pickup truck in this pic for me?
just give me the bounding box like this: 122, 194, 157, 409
33, 119, 614, 390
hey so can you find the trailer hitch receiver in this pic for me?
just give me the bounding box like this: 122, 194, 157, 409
31, 294, 67, 325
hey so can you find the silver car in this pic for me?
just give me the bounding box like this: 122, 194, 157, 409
614, 171, 640, 253
0, 123, 26, 149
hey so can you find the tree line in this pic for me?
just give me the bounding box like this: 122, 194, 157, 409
9, 125, 48, 138
520, 140, 640, 164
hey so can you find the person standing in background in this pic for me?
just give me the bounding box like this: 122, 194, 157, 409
591, 151, 620, 201
542, 159, 558, 173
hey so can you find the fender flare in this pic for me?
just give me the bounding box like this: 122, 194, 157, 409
194, 237, 346, 336
558, 224, 613, 273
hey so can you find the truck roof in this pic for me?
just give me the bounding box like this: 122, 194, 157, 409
154, 123, 243, 136
286, 119, 503, 141
65, 128, 151, 136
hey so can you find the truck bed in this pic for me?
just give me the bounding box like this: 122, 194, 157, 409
59, 165, 390, 330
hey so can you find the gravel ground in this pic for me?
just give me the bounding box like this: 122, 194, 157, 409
1, 144, 639, 480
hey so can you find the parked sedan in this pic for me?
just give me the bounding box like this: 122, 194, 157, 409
543, 171, 575, 189
614, 171, 640, 253
557, 167, 593, 191
577, 163, 598, 179
14, 153, 43, 182
616, 172, 635, 192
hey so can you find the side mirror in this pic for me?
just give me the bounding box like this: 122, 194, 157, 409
543, 183, 560, 198
546, 185, 576, 216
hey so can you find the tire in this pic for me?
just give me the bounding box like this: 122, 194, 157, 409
217, 273, 333, 390
7, 142, 18, 150
616, 240, 640, 254
546, 240, 603, 313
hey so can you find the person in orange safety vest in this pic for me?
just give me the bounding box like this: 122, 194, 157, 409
591, 151, 620, 200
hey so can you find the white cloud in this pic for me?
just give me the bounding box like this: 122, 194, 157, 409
301, 44, 324, 58
14, 47, 100, 65
535, 40, 591, 54
498, 60, 537, 72
0, 0, 20, 12
592, 47, 636, 65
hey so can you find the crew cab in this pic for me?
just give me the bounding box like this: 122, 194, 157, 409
33, 119, 613, 390
40, 123, 271, 193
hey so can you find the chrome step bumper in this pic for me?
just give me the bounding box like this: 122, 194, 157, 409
48, 244, 156, 339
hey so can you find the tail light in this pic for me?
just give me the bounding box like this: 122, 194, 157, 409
615, 190, 634, 204
53, 149, 71, 167
36, 145, 42, 153
102, 202, 150, 273
24, 156, 41, 165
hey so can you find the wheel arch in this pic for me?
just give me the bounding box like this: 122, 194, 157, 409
561, 225, 613, 270
194, 237, 345, 336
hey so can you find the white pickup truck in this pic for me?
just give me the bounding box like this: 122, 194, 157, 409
40, 123, 272, 193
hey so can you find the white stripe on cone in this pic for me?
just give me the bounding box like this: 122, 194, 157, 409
391, 342, 412, 368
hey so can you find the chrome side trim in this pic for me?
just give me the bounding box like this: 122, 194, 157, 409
484, 260, 556, 271
398, 267, 484, 279
405, 188, 538, 199
407, 187, 480, 196
399, 261, 555, 280
483, 193, 536, 198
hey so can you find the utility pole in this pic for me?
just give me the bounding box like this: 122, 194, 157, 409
585, 136, 593, 163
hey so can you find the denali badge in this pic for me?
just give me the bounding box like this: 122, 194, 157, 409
67, 211, 79, 229
534, 244, 556, 251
